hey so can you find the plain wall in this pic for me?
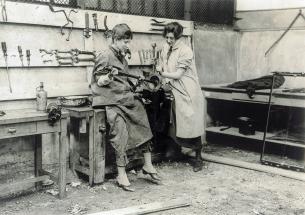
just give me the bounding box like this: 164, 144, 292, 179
236, 8, 305, 88
194, 26, 239, 85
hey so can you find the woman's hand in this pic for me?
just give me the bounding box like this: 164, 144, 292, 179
156, 65, 163, 75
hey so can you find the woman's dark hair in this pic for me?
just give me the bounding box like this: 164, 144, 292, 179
163, 22, 183, 39
112, 23, 133, 41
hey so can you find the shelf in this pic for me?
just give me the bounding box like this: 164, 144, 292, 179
206, 126, 305, 149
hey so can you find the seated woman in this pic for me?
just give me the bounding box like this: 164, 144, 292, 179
91, 23, 161, 192
157, 22, 205, 172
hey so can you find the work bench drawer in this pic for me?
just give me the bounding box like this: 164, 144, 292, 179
0, 122, 37, 138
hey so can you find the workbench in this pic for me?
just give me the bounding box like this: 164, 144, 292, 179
66, 107, 106, 186
0, 109, 68, 199
202, 84, 305, 149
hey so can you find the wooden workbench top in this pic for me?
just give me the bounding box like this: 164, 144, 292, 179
0, 108, 68, 125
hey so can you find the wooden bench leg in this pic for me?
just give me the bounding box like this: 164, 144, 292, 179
93, 110, 106, 184
89, 116, 94, 186
58, 119, 67, 199
69, 117, 79, 177
34, 135, 42, 190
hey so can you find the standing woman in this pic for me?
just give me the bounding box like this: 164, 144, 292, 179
157, 22, 205, 172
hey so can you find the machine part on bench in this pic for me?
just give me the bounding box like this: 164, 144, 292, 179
46, 103, 62, 126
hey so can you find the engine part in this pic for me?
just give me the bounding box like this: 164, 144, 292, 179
46, 103, 62, 126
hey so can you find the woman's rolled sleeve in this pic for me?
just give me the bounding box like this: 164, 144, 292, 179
176, 46, 193, 69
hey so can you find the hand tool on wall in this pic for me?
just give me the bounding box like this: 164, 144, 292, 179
55, 50, 74, 56
56, 55, 73, 61
58, 60, 74, 66
17, 46, 24, 66
149, 28, 164, 32
43, 59, 53, 64
39, 49, 56, 57
26, 49, 31, 66
48, 3, 78, 41
1, 42, 12, 92
92, 13, 98, 31
0, 0, 7, 22
74, 57, 95, 63
103, 15, 112, 38
71, 49, 96, 57
150, 19, 166, 33
83, 12, 92, 38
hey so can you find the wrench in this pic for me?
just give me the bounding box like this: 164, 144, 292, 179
71, 49, 96, 57
58, 60, 74, 66
55, 50, 74, 55
74, 57, 95, 63
56, 55, 73, 60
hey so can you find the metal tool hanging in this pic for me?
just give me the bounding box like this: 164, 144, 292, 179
103, 15, 112, 38
1, 42, 12, 92
17, 46, 24, 66
48, 3, 78, 41
0, 0, 7, 22
265, 9, 305, 56
83, 12, 92, 38
92, 13, 98, 31
26, 49, 31, 66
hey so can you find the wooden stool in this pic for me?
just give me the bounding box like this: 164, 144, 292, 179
66, 107, 106, 186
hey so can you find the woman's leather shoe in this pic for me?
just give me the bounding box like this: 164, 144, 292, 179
117, 182, 135, 192
192, 160, 203, 172
142, 168, 162, 183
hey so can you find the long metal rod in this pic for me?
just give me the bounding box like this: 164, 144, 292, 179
260, 74, 276, 161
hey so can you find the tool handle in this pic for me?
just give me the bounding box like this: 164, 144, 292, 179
1, 42, 7, 54
18, 46, 23, 55
26, 49, 31, 56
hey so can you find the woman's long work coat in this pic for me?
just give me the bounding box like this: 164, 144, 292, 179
160, 39, 204, 138
90, 47, 153, 151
